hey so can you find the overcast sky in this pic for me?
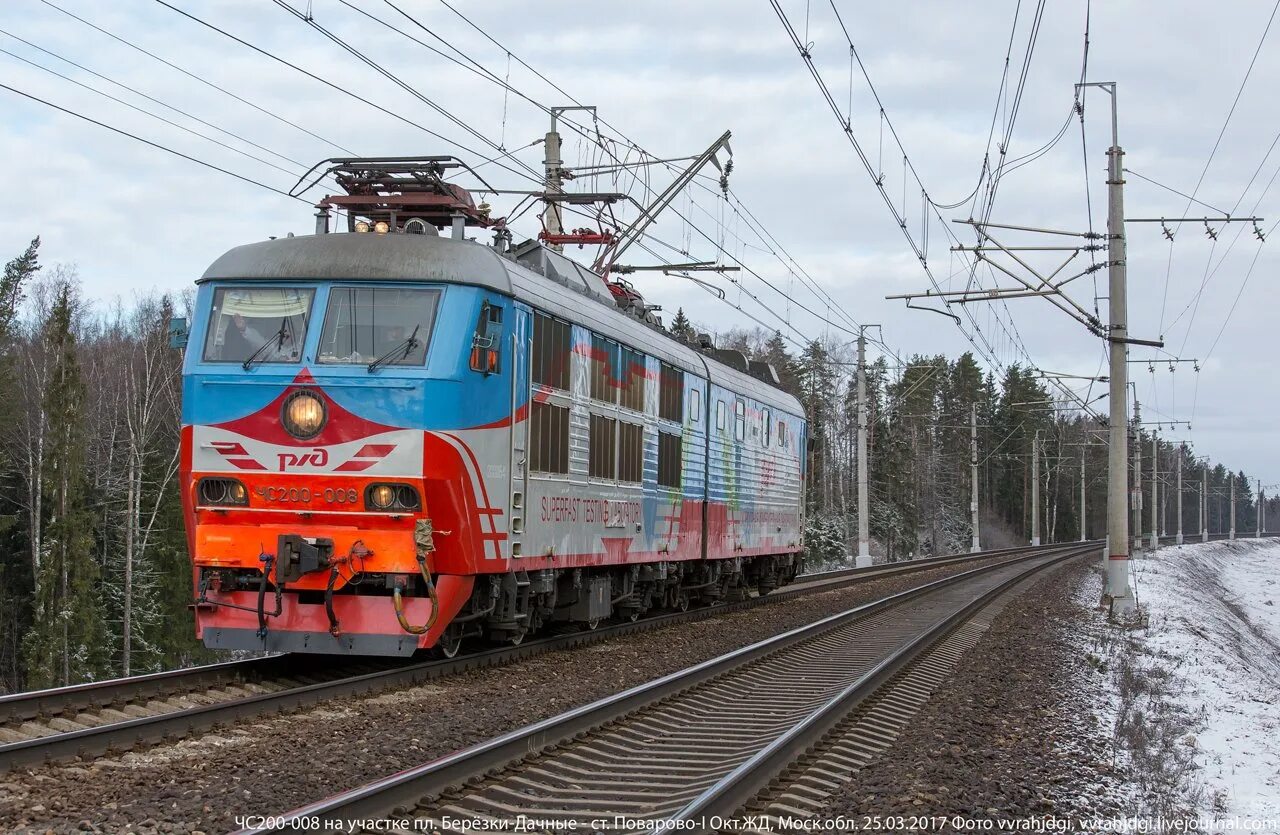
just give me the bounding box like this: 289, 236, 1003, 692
1, 0, 1277, 482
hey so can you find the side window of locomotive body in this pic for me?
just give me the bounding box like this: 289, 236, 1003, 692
530, 311, 571, 476
617, 421, 643, 483
202, 286, 314, 364
530, 401, 570, 474
688, 388, 701, 426
658, 363, 683, 423
588, 413, 617, 479
618, 346, 645, 412
657, 432, 682, 489
317, 287, 440, 366
734, 399, 746, 442
715, 400, 726, 433
532, 313, 570, 391
589, 334, 619, 404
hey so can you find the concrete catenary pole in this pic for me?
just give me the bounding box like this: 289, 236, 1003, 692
543, 112, 565, 252
1031, 431, 1041, 546
1176, 444, 1184, 545
1160, 460, 1167, 537
855, 330, 871, 567
1132, 397, 1142, 555
1080, 447, 1087, 542
971, 403, 981, 552
1150, 431, 1159, 551
1106, 156, 1137, 600
1079, 82, 1134, 612
1230, 476, 1237, 540
1257, 479, 1263, 539
1202, 468, 1209, 542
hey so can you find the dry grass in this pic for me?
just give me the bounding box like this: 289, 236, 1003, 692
1107, 615, 1205, 817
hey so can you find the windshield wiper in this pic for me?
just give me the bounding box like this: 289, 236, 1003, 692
367, 325, 421, 374
242, 318, 289, 370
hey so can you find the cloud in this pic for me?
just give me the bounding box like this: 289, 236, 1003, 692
0, 0, 1277, 476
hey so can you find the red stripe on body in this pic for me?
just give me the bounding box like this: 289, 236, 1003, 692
334, 460, 377, 472
351, 444, 395, 457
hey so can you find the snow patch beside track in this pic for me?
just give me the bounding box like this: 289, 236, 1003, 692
1125, 539, 1280, 816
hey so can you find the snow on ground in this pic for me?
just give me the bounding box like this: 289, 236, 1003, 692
1129, 539, 1280, 816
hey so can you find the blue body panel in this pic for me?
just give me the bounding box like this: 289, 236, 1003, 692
182, 281, 521, 431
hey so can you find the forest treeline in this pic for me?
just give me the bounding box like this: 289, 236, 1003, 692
0, 240, 1266, 692
670, 308, 1272, 569
0, 239, 201, 694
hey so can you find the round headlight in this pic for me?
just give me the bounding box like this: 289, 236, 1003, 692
373, 221, 390, 235
199, 478, 228, 504
396, 485, 420, 510
282, 390, 326, 440
369, 484, 396, 509
198, 477, 249, 506
354, 220, 371, 234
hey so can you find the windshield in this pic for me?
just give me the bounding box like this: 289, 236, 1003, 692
202, 287, 314, 364
317, 287, 440, 366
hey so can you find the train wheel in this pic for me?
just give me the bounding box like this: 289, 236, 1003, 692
586, 617, 601, 630
438, 628, 462, 659
509, 630, 526, 646
677, 594, 690, 612
628, 611, 640, 623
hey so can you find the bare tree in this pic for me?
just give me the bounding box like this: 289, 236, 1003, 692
116, 296, 182, 674
8, 270, 77, 583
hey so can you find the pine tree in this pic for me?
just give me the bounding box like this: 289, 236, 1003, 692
23, 284, 107, 687
0, 239, 37, 463
934, 353, 985, 552
669, 307, 694, 341
796, 340, 837, 515
760, 331, 800, 395
0, 238, 38, 691
0, 238, 35, 343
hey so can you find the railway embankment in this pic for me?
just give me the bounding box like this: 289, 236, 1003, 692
828, 539, 1280, 824
1117, 540, 1280, 818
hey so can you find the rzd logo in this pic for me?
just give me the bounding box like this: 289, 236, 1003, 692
277, 448, 328, 471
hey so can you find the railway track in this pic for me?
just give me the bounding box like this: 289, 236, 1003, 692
239, 541, 1094, 834
0, 542, 1066, 773
0, 655, 401, 744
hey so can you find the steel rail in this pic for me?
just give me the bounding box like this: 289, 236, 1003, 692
235, 542, 1093, 833
0, 539, 1062, 730
0, 540, 1079, 771
660, 545, 1091, 829
0, 654, 381, 728
5, 532, 1252, 772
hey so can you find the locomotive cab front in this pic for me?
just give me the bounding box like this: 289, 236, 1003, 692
181, 231, 519, 656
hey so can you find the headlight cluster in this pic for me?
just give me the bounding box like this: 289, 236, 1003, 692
199, 477, 248, 506
365, 483, 421, 511
282, 389, 326, 440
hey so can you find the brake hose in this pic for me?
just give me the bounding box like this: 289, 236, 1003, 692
393, 550, 440, 635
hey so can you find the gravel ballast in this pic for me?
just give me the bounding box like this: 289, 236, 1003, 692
825, 557, 1130, 821
0, 558, 1019, 834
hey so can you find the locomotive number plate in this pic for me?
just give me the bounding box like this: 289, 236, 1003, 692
253, 485, 360, 506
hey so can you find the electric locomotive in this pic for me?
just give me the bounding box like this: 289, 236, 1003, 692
179, 157, 807, 657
